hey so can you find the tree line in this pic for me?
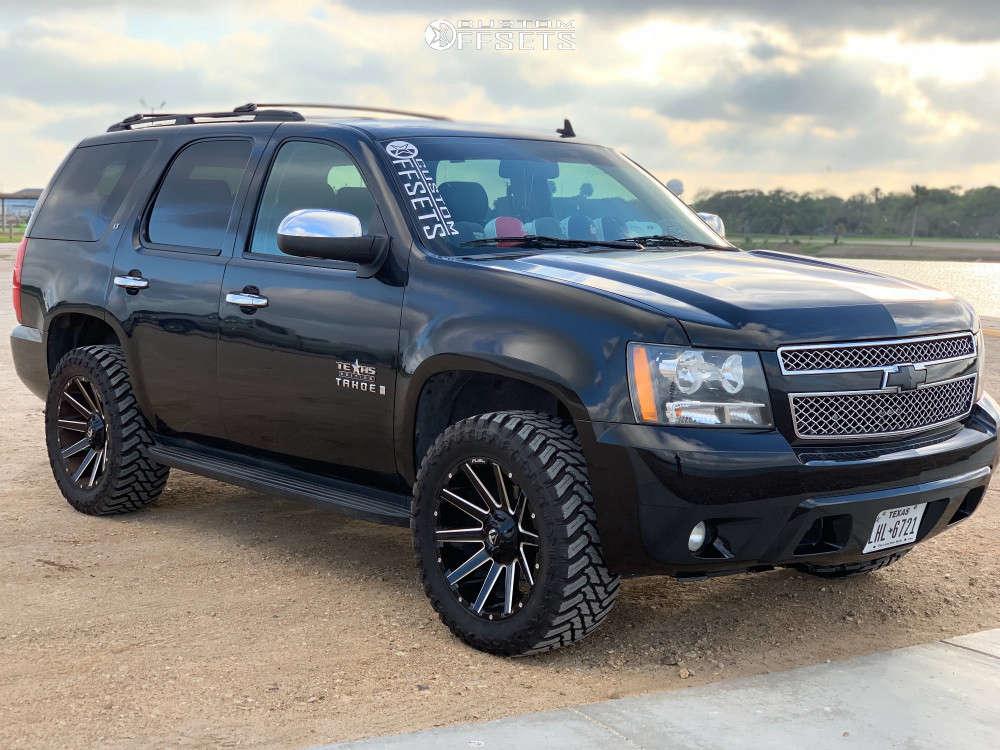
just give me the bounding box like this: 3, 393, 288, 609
691, 185, 1000, 240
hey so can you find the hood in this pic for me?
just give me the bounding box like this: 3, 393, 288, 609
483, 248, 977, 349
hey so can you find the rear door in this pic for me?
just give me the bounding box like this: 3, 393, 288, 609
217, 136, 404, 473
107, 132, 267, 438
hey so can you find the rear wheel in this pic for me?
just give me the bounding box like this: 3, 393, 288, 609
795, 550, 909, 579
45, 345, 169, 515
413, 411, 619, 656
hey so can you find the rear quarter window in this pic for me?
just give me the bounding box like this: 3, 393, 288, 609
30, 141, 156, 242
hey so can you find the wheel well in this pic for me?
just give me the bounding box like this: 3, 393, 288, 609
46, 314, 120, 374
413, 371, 574, 470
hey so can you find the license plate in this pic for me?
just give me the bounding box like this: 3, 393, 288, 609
863, 503, 926, 554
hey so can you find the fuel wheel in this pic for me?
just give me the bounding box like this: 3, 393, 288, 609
45, 345, 169, 515
435, 457, 539, 620
413, 411, 619, 656
53, 375, 110, 490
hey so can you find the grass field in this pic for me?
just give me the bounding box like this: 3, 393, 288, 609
738, 234, 1000, 260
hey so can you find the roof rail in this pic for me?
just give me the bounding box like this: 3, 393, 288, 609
107, 107, 305, 132
238, 103, 452, 121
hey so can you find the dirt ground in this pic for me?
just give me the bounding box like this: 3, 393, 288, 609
2, 256, 999, 749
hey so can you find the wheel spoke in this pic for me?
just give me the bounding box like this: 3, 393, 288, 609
71, 449, 98, 484
520, 546, 535, 586
62, 391, 93, 419
473, 561, 502, 613
441, 488, 489, 521
61, 437, 91, 459
518, 528, 539, 546
73, 378, 100, 414
492, 462, 513, 513
503, 561, 516, 615
87, 449, 103, 487
57, 419, 89, 433
462, 462, 499, 508
446, 547, 490, 585
435, 527, 483, 544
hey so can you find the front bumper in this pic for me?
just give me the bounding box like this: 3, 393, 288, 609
583, 394, 999, 576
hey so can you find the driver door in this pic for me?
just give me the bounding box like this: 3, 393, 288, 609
217, 137, 403, 473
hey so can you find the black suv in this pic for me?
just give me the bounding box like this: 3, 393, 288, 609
11, 104, 998, 656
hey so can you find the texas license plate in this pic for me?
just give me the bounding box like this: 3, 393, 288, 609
863, 503, 926, 554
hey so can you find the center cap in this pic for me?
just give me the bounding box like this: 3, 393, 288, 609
86, 414, 106, 448
484, 509, 518, 562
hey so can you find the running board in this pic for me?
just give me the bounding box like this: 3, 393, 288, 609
148, 441, 411, 526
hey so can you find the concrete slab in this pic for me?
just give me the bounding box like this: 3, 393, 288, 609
316, 707, 635, 750
579, 641, 999, 750
318, 632, 1000, 750
945, 627, 1000, 660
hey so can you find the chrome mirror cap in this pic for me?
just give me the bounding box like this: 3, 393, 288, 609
277, 208, 363, 240
697, 212, 726, 238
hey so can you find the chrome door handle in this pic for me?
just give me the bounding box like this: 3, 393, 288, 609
225, 292, 269, 308
113, 275, 149, 290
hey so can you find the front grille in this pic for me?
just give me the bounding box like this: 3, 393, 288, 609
779, 333, 975, 373
790, 375, 976, 439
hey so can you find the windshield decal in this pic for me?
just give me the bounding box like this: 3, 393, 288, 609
385, 140, 459, 240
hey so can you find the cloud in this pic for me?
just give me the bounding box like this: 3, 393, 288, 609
322, 0, 1000, 42
0, 1, 997, 196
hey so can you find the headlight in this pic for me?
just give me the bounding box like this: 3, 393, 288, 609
628, 343, 773, 427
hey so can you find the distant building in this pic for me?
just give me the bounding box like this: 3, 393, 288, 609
0, 188, 43, 230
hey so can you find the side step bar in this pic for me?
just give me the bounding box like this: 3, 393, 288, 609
148, 441, 411, 527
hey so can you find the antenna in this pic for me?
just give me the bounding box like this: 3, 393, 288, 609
556, 118, 576, 138
139, 98, 167, 114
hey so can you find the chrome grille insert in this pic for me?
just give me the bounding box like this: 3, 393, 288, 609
779, 332, 976, 374
789, 375, 977, 440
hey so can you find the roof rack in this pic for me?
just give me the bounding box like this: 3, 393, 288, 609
238, 103, 452, 121
107, 107, 305, 132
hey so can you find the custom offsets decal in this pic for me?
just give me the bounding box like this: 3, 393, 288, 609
384, 140, 459, 240
336, 359, 386, 397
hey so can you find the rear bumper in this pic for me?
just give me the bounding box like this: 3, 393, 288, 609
10, 325, 48, 400
584, 394, 999, 576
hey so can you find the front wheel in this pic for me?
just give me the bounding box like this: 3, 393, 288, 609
412, 411, 619, 656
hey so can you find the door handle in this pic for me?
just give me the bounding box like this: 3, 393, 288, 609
114, 274, 149, 291
225, 292, 269, 309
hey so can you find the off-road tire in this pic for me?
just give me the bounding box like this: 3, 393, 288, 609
795, 550, 909, 579
413, 411, 620, 656
45, 345, 169, 515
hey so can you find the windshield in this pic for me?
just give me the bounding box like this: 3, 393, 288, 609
380, 136, 727, 256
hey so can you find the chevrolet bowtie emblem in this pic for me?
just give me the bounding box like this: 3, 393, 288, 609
883, 364, 927, 391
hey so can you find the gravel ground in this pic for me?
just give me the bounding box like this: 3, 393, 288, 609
2, 257, 998, 749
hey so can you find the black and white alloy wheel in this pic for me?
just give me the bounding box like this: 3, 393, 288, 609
45, 345, 169, 515
53, 375, 110, 490
435, 457, 540, 620
413, 411, 620, 656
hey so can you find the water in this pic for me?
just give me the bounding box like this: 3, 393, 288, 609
829, 258, 1000, 318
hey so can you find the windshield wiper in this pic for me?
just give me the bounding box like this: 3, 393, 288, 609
461, 235, 638, 250
616, 234, 732, 251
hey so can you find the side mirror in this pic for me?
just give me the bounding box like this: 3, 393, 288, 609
697, 212, 726, 238
277, 209, 389, 273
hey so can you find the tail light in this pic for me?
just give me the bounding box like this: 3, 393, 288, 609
12, 236, 27, 324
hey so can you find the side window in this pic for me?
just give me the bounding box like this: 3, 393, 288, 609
147, 139, 252, 250
30, 141, 156, 242
249, 140, 379, 256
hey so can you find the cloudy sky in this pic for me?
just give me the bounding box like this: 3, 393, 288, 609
1, 1, 998, 198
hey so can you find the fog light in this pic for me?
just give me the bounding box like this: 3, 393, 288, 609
688, 521, 708, 552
